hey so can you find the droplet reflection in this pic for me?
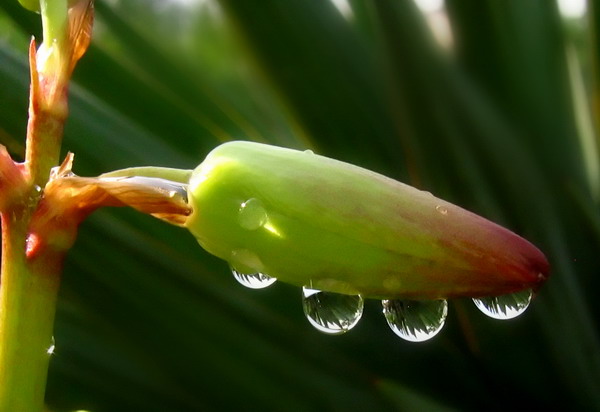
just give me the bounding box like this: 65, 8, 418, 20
302, 287, 364, 335
382, 299, 448, 342
231, 268, 277, 289
473, 289, 532, 320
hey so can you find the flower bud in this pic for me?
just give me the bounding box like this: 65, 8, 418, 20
186, 141, 549, 300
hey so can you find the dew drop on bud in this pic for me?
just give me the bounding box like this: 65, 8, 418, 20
472, 289, 532, 320
46, 336, 56, 355
231, 267, 277, 289
382, 299, 448, 342
238, 198, 268, 230
302, 287, 364, 335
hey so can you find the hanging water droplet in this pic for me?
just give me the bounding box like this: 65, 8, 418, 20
238, 198, 268, 230
302, 287, 364, 335
472, 289, 532, 320
25, 234, 35, 255
46, 336, 55, 355
231, 267, 277, 289
382, 299, 448, 342
27, 186, 43, 209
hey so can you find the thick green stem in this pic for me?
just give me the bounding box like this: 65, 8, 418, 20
0, 2, 72, 410
0, 211, 61, 411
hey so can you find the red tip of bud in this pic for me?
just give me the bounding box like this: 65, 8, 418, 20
444, 209, 551, 298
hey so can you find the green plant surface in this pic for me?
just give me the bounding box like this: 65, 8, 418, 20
0, 0, 599, 410
186, 141, 548, 299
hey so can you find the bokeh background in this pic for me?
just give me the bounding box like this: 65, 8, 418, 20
1, 0, 600, 410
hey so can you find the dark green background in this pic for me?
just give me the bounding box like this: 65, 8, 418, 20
1, 0, 599, 410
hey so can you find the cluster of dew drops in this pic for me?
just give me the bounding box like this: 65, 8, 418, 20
231, 195, 533, 341
231, 268, 533, 342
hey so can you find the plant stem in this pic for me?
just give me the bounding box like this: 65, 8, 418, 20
40, 0, 68, 49
0, 209, 61, 411
0, 1, 71, 409
27, 0, 69, 188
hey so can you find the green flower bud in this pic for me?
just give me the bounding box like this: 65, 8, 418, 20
186, 141, 549, 300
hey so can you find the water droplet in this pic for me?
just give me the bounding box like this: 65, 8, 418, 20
382, 299, 448, 342
49, 166, 60, 179
435, 205, 448, 215
46, 336, 55, 355
25, 233, 40, 256
161, 184, 189, 203
231, 267, 277, 289
238, 198, 268, 230
304, 149, 315, 155
473, 289, 532, 320
302, 287, 364, 335
229, 248, 264, 274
